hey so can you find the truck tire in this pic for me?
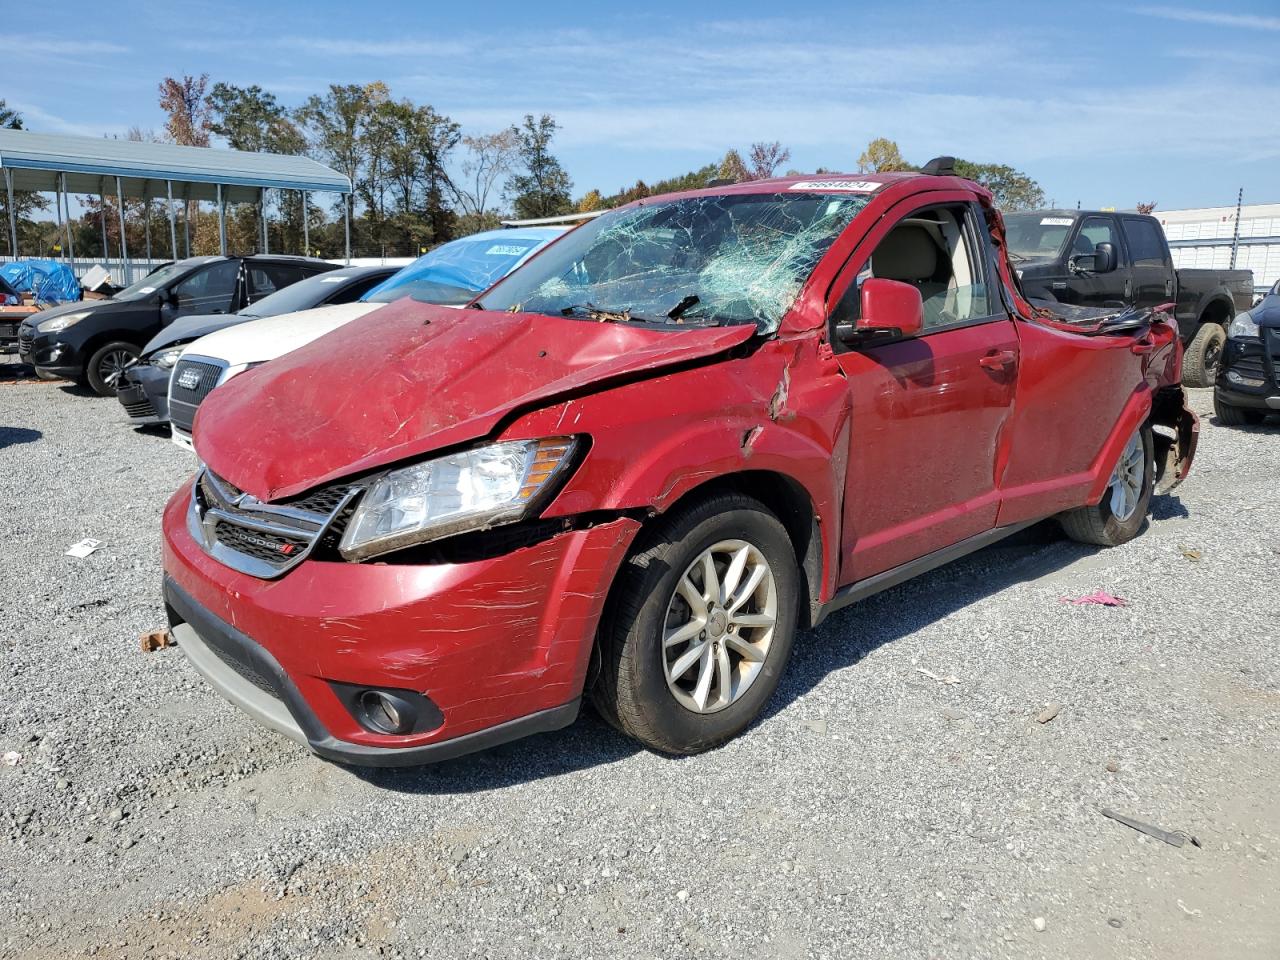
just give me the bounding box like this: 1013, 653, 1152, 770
1214, 393, 1265, 427
1182, 322, 1226, 388
592, 493, 799, 755
1060, 425, 1154, 547
86, 341, 140, 397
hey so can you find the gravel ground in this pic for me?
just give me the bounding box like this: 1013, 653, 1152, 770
1, 367, 1277, 960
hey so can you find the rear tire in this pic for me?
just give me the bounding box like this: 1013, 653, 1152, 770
86, 341, 140, 397
1060, 425, 1154, 547
592, 493, 799, 755
1182, 322, 1226, 388
1214, 393, 1265, 427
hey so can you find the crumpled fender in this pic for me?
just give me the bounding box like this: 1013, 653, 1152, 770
502, 336, 851, 603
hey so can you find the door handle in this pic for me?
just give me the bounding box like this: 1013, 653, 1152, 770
978, 349, 1017, 370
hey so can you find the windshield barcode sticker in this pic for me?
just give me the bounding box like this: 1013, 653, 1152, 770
1040, 217, 1074, 226
485, 244, 533, 256
789, 180, 882, 193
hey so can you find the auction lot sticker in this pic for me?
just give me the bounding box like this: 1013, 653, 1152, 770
789, 180, 883, 192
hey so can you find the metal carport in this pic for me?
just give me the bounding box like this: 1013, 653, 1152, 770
0, 129, 352, 275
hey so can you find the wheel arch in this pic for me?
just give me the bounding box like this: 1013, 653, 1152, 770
79, 329, 144, 370
1196, 292, 1235, 327
636, 469, 827, 630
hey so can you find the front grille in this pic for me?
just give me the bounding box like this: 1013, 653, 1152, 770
168, 357, 226, 433
122, 396, 157, 419
190, 468, 361, 579
213, 520, 309, 568
286, 485, 355, 515
18, 331, 34, 355
170, 358, 222, 402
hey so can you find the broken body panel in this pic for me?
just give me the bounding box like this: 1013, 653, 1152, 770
162, 172, 1198, 765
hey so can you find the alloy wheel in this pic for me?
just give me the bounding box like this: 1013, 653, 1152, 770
98, 349, 134, 389
662, 539, 778, 714
1108, 431, 1145, 522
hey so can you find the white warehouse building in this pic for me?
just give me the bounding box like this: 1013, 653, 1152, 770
1157, 201, 1280, 297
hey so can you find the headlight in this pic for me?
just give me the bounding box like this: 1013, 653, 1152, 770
339, 437, 578, 560
37, 310, 90, 334
152, 347, 185, 369
1228, 312, 1260, 338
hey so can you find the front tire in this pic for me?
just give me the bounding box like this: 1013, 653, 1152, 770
592, 493, 800, 755
1214, 393, 1265, 427
1060, 425, 1154, 547
86, 341, 140, 397
1182, 322, 1226, 388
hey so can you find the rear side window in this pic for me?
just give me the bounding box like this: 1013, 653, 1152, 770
328, 274, 387, 304
248, 264, 305, 303
1121, 218, 1168, 267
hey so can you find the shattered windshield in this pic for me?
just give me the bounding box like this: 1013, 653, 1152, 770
1003, 213, 1076, 261
476, 193, 869, 332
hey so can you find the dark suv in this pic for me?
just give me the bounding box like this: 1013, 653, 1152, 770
1215, 280, 1280, 425
18, 255, 336, 395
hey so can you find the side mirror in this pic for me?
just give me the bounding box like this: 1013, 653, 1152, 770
845, 277, 923, 342
1093, 242, 1117, 274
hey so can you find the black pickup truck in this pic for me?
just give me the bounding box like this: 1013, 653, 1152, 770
1003, 210, 1254, 386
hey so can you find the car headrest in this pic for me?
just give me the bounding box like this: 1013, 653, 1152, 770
872, 225, 938, 283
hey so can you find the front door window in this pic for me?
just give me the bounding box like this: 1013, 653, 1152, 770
170, 260, 241, 317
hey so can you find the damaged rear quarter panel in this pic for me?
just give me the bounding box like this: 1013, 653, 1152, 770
501, 334, 851, 603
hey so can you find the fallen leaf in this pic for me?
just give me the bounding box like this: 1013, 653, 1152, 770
1060, 591, 1128, 607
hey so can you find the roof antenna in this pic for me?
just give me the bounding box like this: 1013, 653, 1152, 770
921, 156, 956, 177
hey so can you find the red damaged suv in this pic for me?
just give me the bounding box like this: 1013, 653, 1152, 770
161, 161, 1198, 766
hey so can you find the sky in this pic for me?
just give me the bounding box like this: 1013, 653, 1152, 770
4, 0, 1278, 212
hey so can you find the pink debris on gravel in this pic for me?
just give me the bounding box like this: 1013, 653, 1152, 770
1060, 591, 1129, 607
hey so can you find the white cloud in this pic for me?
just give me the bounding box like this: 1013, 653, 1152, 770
6, 101, 124, 138
1132, 5, 1280, 30
278, 37, 473, 58
8, 36, 128, 55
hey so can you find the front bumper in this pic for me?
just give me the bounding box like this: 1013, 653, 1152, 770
1214, 385, 1280, 411
1217, 333, 1280, 410
20, 329, 82, 375
117, 362, 172, 425
161, 485, 641, 766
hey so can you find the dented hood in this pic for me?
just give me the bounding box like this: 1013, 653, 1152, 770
195, 300, 756, 501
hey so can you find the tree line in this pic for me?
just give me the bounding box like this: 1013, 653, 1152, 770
1, 84, 1052, 262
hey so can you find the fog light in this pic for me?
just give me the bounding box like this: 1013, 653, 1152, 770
328, 681, 444, 736
357, 690, 416, 735
1226, 369, 1264, 387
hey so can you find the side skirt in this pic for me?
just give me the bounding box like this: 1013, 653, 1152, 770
813, 519, 1040, 627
